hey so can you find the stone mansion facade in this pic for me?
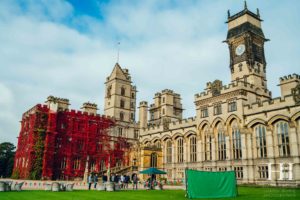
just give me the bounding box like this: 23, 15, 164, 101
103, 4, 300, 186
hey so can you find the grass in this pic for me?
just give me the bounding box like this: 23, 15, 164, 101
0, 187, 299, 200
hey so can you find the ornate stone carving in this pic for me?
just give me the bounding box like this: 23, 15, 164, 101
211, 80, 223, 96
292, 83, 300, 104
163, 118, 171, 131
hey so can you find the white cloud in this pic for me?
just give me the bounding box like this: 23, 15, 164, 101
0, 83, 19, 143
0, 0, 299, 145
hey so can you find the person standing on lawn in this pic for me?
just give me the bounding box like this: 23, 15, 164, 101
87, 173, 93, 190
132, 173, 138, 190
120, 174, 125, 189
102, 173, 107, 183
94, 173, 98, 189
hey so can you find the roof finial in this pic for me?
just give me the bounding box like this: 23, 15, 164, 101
257, 8, 260, 18
244, 1, 248, 10
227, 10, 230, 18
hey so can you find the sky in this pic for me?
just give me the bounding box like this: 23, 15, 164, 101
0, 0, 299, 145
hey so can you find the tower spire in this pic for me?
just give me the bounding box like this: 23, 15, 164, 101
227, 10, 230, 18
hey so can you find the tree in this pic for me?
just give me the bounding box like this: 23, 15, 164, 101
0, 142, 16, 178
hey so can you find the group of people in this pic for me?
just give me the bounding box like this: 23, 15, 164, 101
144, 174, 158, 190
87, 172, 139, 190
87, 173, 99, 190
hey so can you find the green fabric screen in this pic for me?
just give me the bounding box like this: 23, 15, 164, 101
186, 169, 237, 199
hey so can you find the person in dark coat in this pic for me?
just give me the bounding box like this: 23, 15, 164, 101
132, 173, 138, 190
102, 173, 107, 183
124, 175, 129, 189
114, 174, 119, 183
94, 174, 98, 189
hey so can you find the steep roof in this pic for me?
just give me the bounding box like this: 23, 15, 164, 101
107, 63, 130, 82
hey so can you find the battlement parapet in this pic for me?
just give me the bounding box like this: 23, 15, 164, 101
195, 81, 271, 101
279, 73, 300, 83
155, 92, 161, 97
81, 102, 98, 115
169, 117, 196, 129
139, 101, 148, 106
161, 89, 174, 94
243, 95, 294, 114
153, 89, 181, 98
82, 102, 97, 109
46, 95, 70, 105
142, 123, 164, 134
22, 104, 49, 118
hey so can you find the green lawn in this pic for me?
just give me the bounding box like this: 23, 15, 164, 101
0, 187, 299, 200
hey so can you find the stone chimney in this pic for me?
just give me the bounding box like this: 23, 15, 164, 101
138, 101, 148, 129
45, 96, 70, 112
81, 102, 98, 115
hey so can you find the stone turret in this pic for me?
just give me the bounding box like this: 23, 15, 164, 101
45, 96, 69, 112
81, 102, 98, 115
278, 74, 300, 97
149, 89, 183, 126
139, 101, 148, 129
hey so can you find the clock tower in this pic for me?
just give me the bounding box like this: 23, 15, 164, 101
225, 2, 269, 91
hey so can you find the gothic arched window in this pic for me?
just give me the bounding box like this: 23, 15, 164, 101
204, 126, 212, 161
154, 140, 161, 148
73, 158, 80, 170
150, 153, 157, 167
100, 160, 106, 171
217, 123, 226, 160
177, 138, 184, 163
255, 125, 267, 158
276, 121, 290, 156
61, 157, 66, 169
190, 136, 197, 162
166, 140, 172, 163
232, 121, 242, 159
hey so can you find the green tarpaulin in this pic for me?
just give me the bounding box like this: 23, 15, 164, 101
186, 169, 237, 199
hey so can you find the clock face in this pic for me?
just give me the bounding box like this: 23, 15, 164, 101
235, 44, 245, 56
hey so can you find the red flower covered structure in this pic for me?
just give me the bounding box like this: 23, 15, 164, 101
13, 97, 129, 180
